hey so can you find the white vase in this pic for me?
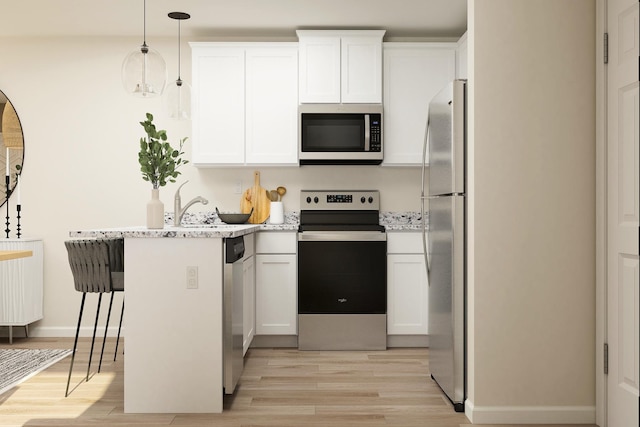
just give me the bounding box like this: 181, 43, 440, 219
147, 188, 164, 229
269, 201, 284, 224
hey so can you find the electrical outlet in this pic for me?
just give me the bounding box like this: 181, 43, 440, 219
186, 266, 198, 289
234, 180, 242, 194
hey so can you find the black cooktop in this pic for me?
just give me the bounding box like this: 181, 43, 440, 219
298, 224, 386, 232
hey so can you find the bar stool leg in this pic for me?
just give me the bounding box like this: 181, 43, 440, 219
86, 293, 102, 382
114, 299, 124, 361
98, 292, 115, 373
8, 326, 12, 345
66, 293, 86, 397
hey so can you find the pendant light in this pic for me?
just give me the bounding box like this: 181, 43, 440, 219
122, 0, 167, 97
165, 12, 191, 120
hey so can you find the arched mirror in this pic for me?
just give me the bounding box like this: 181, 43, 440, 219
0, 90, 24, 206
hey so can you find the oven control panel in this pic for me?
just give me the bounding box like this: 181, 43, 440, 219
300, 190, 380, 210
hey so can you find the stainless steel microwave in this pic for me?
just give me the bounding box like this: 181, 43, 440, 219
298, 104, 383, 165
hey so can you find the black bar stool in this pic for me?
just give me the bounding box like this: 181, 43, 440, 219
64, 238, 124, 397
99, 238, 124, 371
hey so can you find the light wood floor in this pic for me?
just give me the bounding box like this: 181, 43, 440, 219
0, 337, 597, 427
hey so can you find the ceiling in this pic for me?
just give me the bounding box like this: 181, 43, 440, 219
0, 0, 467, 39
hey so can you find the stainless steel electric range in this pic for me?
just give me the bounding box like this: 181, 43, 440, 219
297, 190, 387, 350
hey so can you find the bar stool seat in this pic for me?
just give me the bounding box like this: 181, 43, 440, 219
64, 238, 124, 397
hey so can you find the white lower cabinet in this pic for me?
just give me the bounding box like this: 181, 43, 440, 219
387, 233, 428, 335
255, 232, 297, 335
242, 254, 255, 356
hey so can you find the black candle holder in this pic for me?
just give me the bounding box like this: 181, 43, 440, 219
16, 204, 21, 239
4, 175, 10, 239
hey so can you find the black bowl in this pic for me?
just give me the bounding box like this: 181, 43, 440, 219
215, 207, 253, 224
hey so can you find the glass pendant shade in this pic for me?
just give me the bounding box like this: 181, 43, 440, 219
165, 78, 191, 120
122, 43, 167, 97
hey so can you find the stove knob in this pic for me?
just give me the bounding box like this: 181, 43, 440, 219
360, 196, 366, 204
306, 196, 312, 204
314, 196, 319, 203
368, 196, 374, 203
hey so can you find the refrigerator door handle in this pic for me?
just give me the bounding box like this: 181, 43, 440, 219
420, 116, 430, 198
421, 115, 431, 278
421, 196, 431, 279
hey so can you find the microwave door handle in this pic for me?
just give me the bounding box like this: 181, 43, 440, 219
364, 114, 370, 151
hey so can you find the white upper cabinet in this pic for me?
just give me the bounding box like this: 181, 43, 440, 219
382, 43, 456, 166
191, 43, 298, 166
297, 30, 385, 103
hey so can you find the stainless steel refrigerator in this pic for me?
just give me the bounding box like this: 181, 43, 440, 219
420, 79, 466, 412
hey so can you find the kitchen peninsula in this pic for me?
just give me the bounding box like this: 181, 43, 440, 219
70, 224, 259, 413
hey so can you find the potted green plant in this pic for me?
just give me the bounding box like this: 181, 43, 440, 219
138, 113, 188, 228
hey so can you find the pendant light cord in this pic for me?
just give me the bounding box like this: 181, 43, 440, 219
143, 0, 147, 46
177, 19, 181, 81
168, 12, 190, 86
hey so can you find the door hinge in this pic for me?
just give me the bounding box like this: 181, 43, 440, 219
604, 343, 609, 375
603, 33, 609, 64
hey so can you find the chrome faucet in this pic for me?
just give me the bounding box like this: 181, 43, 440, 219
174, 181, 209, 226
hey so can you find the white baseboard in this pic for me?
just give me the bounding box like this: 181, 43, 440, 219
5, 326, 125, 339
465, 399, 596, 424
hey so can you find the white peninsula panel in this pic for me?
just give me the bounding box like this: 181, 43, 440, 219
124, 237, 224, 413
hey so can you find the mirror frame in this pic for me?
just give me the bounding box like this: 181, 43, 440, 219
0, 90, 25, 207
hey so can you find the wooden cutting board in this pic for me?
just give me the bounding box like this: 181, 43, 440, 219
240, 171, 271, 224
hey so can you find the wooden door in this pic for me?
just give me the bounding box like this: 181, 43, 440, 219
607, 0, 639, 425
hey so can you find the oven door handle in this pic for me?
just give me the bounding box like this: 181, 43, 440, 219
298, 231, 387, 242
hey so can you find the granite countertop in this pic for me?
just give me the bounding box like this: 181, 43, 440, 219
380, 211, 424, 231
176, 211, 300, 232
69, 224, 260, 239
177, 210, 424, 231
70, 211, 425, 238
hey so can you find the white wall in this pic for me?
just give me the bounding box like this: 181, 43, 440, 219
0, 36, 422, 336
466, 0, 596, 424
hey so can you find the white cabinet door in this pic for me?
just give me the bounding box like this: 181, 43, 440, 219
341, 36, 383, 103
382, 43, 456, 166
191, 46, 245, 165
245, 47, 299, 164
387, 254, 428, 335
298, 35, 341, 103
255, 254, 297, 335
